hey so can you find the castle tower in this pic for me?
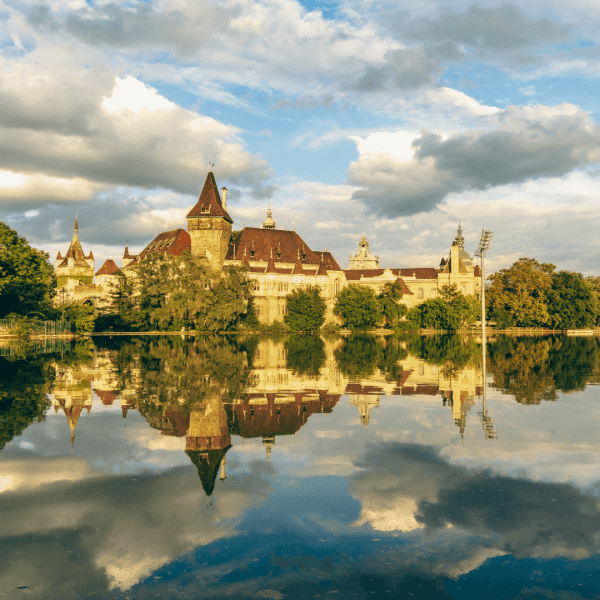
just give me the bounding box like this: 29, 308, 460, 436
186, 170, 233, 272
55, 217, 95, 288
262, 200, 276, 230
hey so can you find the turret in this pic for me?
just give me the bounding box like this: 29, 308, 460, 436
186, 170, 233, 272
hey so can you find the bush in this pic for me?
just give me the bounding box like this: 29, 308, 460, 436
64, 303, 96, 334
321, 321, 342, 333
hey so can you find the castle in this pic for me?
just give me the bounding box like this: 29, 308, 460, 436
54, 170, 481, 322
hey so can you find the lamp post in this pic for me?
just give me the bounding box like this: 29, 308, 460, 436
60, 287, 67, 321
475, 230, 495, 440
475, 230, 493, 336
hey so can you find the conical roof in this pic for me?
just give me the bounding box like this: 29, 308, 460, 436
186, 171, 233, 223
64, 217, 86, 260
186, 446, 232, 497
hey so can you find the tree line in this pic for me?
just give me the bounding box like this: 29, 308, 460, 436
3, 220, 600, 333
487, 258, 600, 329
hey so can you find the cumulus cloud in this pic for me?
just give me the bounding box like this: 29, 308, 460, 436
349, 441, 600, 567
28, 0, 229, 57
0, 66, 272, 203
397, 3, 568, 57
0, 461, 273, 594
349, 103, 600, 217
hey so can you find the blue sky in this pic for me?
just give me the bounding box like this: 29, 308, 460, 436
2, 0, 600, 274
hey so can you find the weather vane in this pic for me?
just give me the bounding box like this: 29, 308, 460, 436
209, 161, 215, 172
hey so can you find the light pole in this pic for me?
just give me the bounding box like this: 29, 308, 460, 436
475, 229, 495, 440
475, 230, 493, 336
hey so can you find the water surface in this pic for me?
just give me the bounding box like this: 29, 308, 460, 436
2, 334, 600, 599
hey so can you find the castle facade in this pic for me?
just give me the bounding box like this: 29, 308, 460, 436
55, 170, 481, 323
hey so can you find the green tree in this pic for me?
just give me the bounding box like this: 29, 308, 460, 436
285, 286, 326, 332
547, 271, 598, 329
112, 253, 252, 331
0, 222, 56, 318
64, 302, 96, 334
409, 286, 479, 330
378, 281, 407, 328
334, 285, 380, 330
487, 258, 555, 327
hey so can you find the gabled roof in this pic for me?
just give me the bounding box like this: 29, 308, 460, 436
128, 229, 191, 267
96, 259, 123, 276
292, 253, 305, 274
186, 171, 233, 223
227, 227, 327, 265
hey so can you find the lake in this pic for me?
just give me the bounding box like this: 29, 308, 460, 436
2, 333, 600, 599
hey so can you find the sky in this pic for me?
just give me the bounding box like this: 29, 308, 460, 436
2, 0, 600, 275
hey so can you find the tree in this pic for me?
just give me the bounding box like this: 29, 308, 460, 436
547, 271, 598, 329
486, 258, 555, 327
285, 286, 326, 332
0, 222, 56, 318
334, 285, 380, 330
409, 285, 479, 330
285, 335, 325, 376
111, 253, 253, 331
378, 281, 407, 328
64, 302, 96, 334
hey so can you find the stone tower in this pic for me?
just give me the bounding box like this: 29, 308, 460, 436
186, 171, 233, 272
55, 217, 95, 287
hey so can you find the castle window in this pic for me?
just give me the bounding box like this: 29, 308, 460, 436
302, 253, 306, 261
276, 252, 281, 259
250, 250, 255, 257
254, 280, 260, 291
285, 282, 289, 292
200, 207, 209, 214
417, 288, 424, 299
431, 288, 437, 298
334, 280, 340, 295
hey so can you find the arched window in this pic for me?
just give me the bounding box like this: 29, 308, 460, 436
430, 288, 437, 298
417, 288, 424, 299
334, 279, 341, 295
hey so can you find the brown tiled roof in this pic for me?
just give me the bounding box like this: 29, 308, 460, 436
316, 261, 328, 276
394, 278, 414, 295
96, 259, 123, 276
56, 250, 62, 259
265, 251, 278, 274
226, 228, 324, 264
186, 171, 233, 223
314, 251, 341, 271
474, 265, 481, 276
57, 258, 91, 269
292, 253, 305, 274
129, 229, 191, 266
96, 390, 117, 405
343, 268, 399, 280
65, 236, 86, 260
399, 268, 439, 279
88, 250, 94, 259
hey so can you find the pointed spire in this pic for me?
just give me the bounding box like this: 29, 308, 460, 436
123, 241, 130, 259
455, 221, 464, 249
219, 455, 227, 481
56, 249, 62, 260
74, 215, 79, 234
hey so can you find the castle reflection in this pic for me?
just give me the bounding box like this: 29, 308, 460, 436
49, 335, 484, 496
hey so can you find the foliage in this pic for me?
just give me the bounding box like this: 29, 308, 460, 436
487, 258, 555, 328
547, 271, 598, 329
256, 320, 289, 334
409, 285, 479, 330
0, 354, 53, 451
408, 334, 480, 371
0, 222, 56, 318
241, 298, 260, 330
112, 253, 253, 332
378, 281, 407, 328
335, 334, 385, 379
285, 286, 326, 332
321, 321, 342, 333
334, 285, 380, 330
64, 302, 96, 334
285, 335, 326, 377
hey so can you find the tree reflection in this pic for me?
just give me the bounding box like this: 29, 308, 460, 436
285, 335, 325, 377
487, 335, 600, 404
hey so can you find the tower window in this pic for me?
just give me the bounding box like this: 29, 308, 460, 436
250, 250, 255, 257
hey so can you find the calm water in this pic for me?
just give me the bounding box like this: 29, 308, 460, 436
2, 334, 600, 600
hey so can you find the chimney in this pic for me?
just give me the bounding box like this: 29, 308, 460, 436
221, 187, 227, 210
